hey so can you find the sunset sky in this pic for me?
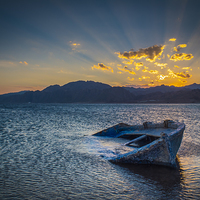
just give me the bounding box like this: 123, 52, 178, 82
0, 0, 200, 94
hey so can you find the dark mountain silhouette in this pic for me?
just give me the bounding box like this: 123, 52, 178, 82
0, 90, 30, 97
42, 81, 111, 93
124, 84, 200, 95
42, 84, 61, 92
61, 80, 111, 91
184, 83, 200, 90
0, 81, 200, 103
136, 89, 200, 103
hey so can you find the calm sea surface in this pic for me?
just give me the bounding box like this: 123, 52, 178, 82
0, 104, 200, 199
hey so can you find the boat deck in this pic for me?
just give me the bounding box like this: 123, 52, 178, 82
117, 128, 175, 138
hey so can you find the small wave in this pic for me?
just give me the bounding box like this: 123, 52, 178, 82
179, 141, 200, 157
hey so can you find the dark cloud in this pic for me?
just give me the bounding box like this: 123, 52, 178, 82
168, 69, 192, 79
175, 72, 191, 79
92, 63, 113, 72
173, 44, 187, 52
99, 63, 108, 69
117, 66, 136, 75
117, 45, 165, 62
170, 53, 193, 61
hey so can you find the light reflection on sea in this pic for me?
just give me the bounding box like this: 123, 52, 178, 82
0, 103, 200, 199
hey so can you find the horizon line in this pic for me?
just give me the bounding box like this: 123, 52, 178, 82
0, 81, 199, 95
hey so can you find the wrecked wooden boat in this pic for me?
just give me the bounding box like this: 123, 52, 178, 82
93, 120, 185, 168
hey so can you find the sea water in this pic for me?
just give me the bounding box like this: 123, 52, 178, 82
0, 103, 200, 199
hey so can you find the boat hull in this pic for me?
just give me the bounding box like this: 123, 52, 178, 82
93, 120, 185, 168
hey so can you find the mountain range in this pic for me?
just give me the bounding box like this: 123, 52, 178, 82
0, 81, 200, 103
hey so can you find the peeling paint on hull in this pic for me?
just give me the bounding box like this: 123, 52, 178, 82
93, 120, 185, 168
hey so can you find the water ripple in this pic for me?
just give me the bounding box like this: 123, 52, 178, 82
0, 103, 200, 199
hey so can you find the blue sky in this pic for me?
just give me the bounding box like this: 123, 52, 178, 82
0, 0, 200, 94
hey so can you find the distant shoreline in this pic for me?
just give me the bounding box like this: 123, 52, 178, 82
1, 81, 200, 103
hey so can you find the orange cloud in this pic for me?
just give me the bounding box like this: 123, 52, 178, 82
19, 61, 28, 65
92, 63, 113, 72
135, 66, 141, 71
141, 66, 158, 74
117, 66, 136, 75
182, 67, 190, 70
168, 69, 177, 78
174, 66, 192, 70
173, 44, 187, 52
148, 82, 155, 87
142, 66, 149, 72
178, 44, 187, 48
134, 62, 143, 67
175, 72, 192, 78
127, 77, 134, 81
122, 60, 134, 65
178, 79, 187, 84
149, 70, 159, 74
170, 53, 193, 61
117, 45, 165, 62
139, 76, 150, 81
69, 41, 81, 51
154, 62, 168, 69
134, 62, 143, 71
174, 65, 179, 68
157, 74, 169, 81
168, 69, 192, 79
71, 43, 80, 46
169, 38, 176, 41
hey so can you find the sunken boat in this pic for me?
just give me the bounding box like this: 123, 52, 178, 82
93, 120, 185, 168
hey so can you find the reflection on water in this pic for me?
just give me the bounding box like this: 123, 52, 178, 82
116, 161, 184, 195
179, 156, 200, 199
0, 103, 200, 199
121, 156, 183, 183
